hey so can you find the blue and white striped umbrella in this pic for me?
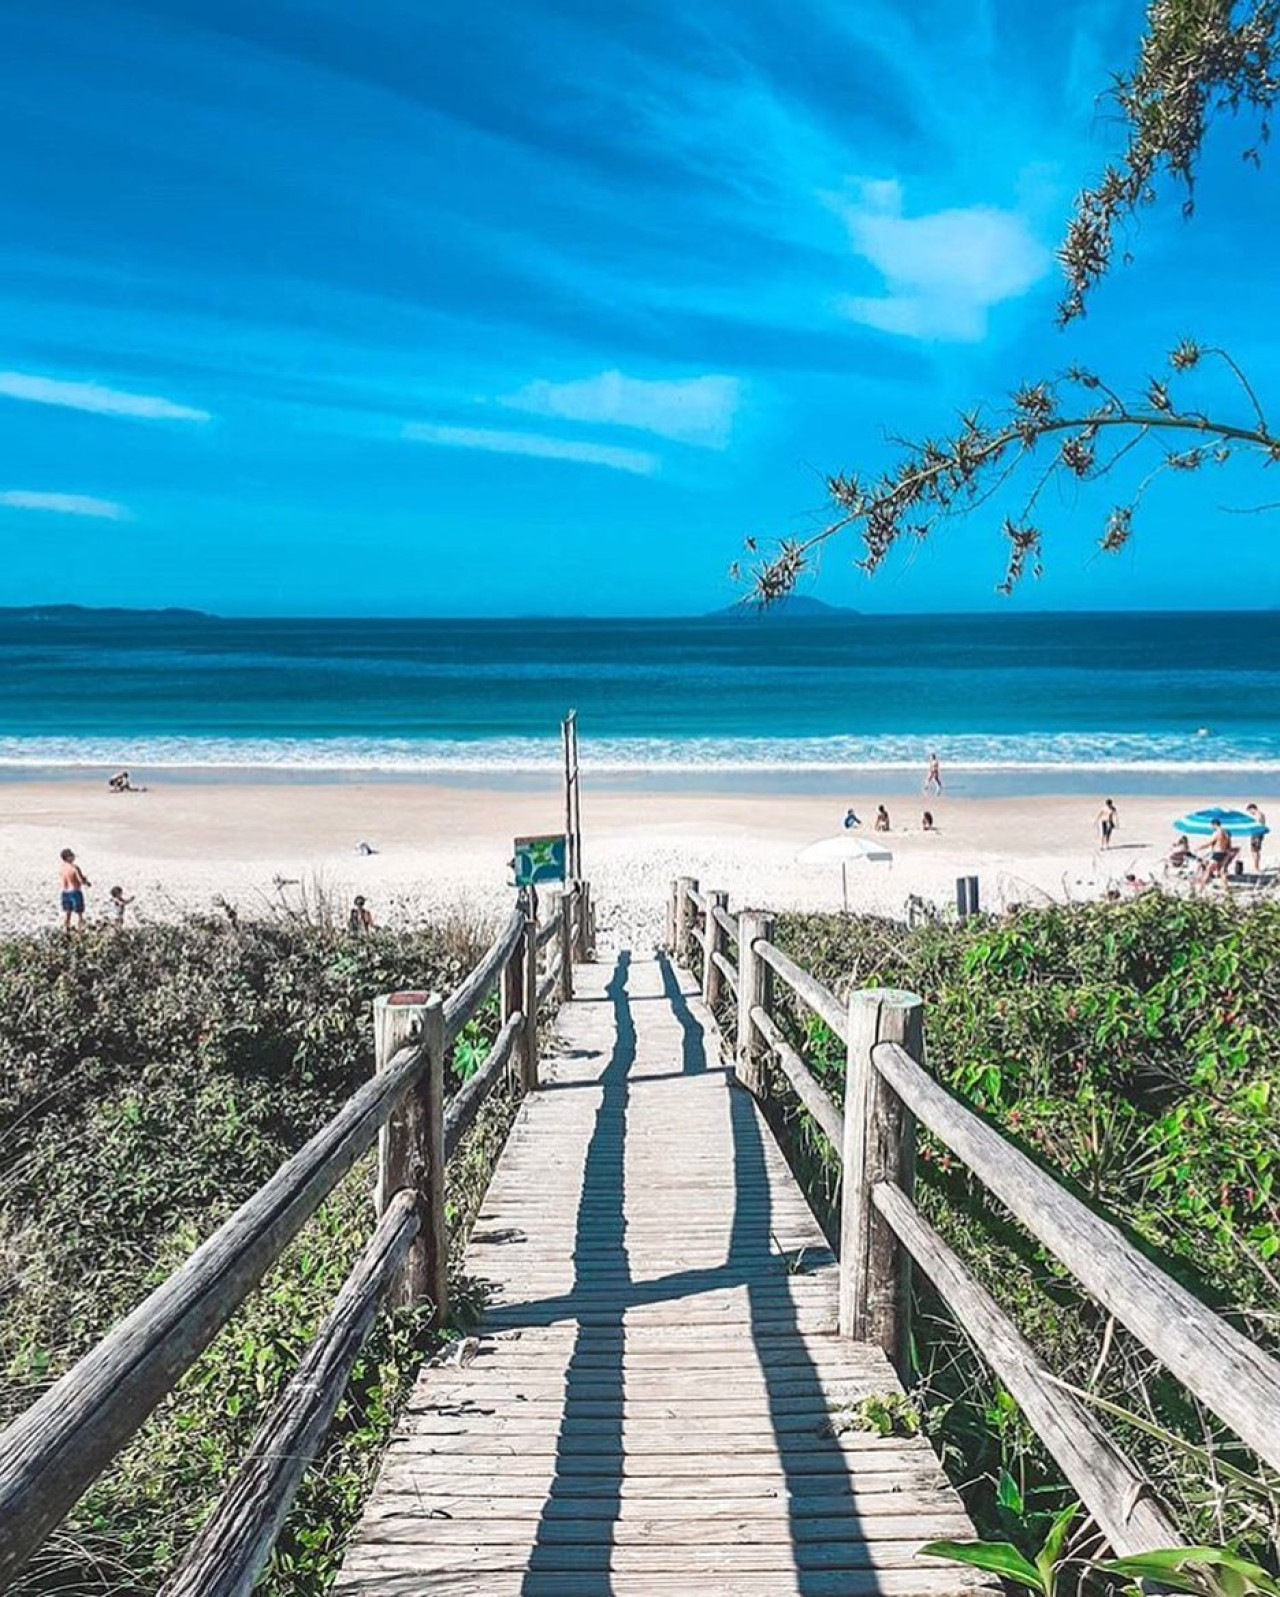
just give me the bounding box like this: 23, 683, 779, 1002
1173, 807, 1267, 838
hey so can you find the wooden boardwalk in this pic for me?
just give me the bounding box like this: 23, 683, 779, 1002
337, 952, 982, 1596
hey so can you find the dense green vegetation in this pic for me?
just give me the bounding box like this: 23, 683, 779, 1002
759, 895, 1279, 1562
0, 912, 510, 1595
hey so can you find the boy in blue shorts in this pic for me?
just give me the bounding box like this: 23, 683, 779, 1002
59, 848, 91, 933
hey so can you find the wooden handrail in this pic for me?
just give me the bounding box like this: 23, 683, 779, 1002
711, 949, 738, 996
871, 1181, 1182, 1555
749, 1004, 841, 1148
0, 1025, 431, 1580
444, 906, 523, 1039
158, 1192, 420, 1596
535, 902, 562, 949
873, 1037, 1280, 1475
667, 873, 1280, 1552
444, 1013, 522, 1161
711, 903, 738, 941
0, 871, 593, 1586
753, 938, 847, 1039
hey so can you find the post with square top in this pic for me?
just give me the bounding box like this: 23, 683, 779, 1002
674, 876, 698, 966
574, 879, 592, 962
839, 987, 922, 1371
734, 910, 773, 1098
374, 990, 448, 1323
521, 887, 540, 1093
703, 889, 729, 1008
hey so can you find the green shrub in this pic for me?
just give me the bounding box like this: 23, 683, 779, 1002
0, 914, 511, 1595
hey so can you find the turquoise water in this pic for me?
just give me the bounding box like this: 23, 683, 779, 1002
2, 610, 1277, 791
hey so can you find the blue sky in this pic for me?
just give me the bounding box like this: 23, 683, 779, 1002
2, 0, 1278, 615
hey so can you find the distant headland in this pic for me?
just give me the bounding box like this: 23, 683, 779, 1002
0, 605, 218, 624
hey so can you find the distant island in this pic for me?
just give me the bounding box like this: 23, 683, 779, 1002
0, 604, 217, 623
704, 595, 860, 620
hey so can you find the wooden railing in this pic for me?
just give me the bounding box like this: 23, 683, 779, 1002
667, 876, 1280, 1558
0, 877, 593, 1590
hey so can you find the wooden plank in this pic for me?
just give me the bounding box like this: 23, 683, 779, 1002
338, 955, 981, 1594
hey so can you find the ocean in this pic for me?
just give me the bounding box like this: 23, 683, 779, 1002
3, 610, 1278, 795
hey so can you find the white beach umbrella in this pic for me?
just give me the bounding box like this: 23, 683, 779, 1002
795, 834, 893, 911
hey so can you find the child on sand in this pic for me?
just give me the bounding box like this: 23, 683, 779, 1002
109, 886, 134, 927
348, 895, 374, 932
59, 848, 90, 933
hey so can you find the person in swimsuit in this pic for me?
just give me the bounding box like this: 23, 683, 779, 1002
348, 895, 374, 933
921, 810, 936, 831
923, 752, 942, 796
1196, 818, 1236, 887
59, 848, 90, 933
1096, 799, 1118, 849
1247, 804, 1268, 872
874, 804, 891, 833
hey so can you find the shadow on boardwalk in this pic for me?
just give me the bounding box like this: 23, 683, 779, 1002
521, 950, 863, 1594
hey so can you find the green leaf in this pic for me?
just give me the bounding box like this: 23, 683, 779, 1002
1101, 1549, 1280, 1597
996, 1468, 1024, 1517
1035, 1503, 1078, 1596
921, 1540, 1046, 1593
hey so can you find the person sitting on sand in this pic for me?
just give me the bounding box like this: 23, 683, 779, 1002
1096, 798, 1118, 849
921, 810, 936, 832
842, 809, 861, 830
109, 885, 134, 927
59, 848, 90, 933
1247, 803, 1268, 873
1168, 835, 1192, 867
348, 895, 374, 933
874, 804, 891, 833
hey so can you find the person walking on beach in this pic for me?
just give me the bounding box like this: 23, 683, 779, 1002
1247, 803, 1268, 872
1096, 799, 1118, 849
109, 886, 134, 928
923, 752, 942, 796
59, 848, 90, 933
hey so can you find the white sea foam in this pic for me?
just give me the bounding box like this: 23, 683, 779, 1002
1, 733, 1278, 774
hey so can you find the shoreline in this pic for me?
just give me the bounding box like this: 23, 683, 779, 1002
3, 779, 1270, 947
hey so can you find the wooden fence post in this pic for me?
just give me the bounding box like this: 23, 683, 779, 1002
502, 916, 527, 1086
521, 889, 540, 1093
674, 876, 697, 965
734, 910, 773, 1097
664, 881, 677, 953
374, 992, 448, 1323
839, 987, 922, 1368
574, 879, 592, 962
703, 889, 729, 1008
558, 885, 575, 1003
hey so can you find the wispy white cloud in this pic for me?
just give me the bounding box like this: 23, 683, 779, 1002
404, 422, 657, 475
0, 490, 129, 520
832, 179, 1050, 341
500, 370, 740, 448
0, 370, 211, 422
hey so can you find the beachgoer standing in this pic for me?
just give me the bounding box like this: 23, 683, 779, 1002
109, 886, 134, 928
59, 848, 90, 933
1096, 799, 1118, 849
1247, 803, 1268, 872
874, 804, 891, 833
348, 895, 374, 933
1196, 817, 1236, 888
923, 752, 942, 796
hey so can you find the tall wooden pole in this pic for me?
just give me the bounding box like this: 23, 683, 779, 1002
703, 889, 729, 1008
734, 911, 773, 1098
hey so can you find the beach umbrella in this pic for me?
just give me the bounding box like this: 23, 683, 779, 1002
795, 834, 893, 911
1172, 807, 1267, 837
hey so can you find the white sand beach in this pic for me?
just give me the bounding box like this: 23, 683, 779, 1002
0, 779, 1252, 947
